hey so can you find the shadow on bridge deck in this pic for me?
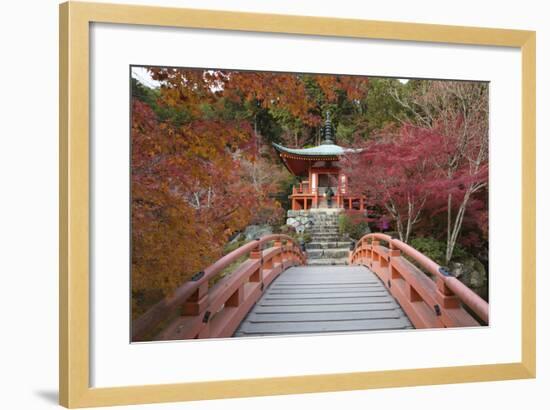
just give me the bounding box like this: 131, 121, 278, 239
234, 265, 412, 337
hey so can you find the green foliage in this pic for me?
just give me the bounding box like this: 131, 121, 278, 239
277, 224, 296, 235
131, 77, 158, 106
409, 237, 468, 265
363, 78, 410, 135
222, 235, 247, 255
131, 77, 192, 126
335, 122, 355, 144
274, 224, 309, 244
338, 212, 370, 240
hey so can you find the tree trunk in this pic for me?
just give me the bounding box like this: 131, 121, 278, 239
445, 189, 472, 263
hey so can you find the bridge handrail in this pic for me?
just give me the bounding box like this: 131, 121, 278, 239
351, 233, 489, 325
132, 234, 306, 341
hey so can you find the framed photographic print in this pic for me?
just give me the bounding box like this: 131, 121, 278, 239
59, 1, 536, 408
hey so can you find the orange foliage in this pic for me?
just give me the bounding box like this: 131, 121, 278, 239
131, 98, 259, 317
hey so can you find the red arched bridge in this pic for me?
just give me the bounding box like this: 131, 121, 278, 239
133, 234, 488, 341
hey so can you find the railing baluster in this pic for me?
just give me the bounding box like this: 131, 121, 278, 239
249, 242, 262, 283
226, 285, 244, 307
182, 282, 208, 316
273, 239, 282, 266
435, 277, 461, 309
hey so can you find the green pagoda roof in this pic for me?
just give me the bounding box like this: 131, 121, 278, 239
272, 112, 362, 176
272, 142, 359, 157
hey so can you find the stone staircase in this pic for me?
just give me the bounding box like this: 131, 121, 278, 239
304, 211, 351, 265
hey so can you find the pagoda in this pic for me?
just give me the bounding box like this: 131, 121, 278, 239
273, 112, 366, 211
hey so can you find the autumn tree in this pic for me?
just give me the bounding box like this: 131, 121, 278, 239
345, 124, 433, 242
131, 69, 262, 317
390, 81, 489, 262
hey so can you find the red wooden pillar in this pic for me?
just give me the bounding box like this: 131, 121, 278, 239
435, 277, 461, 309
182, 282, 208, 316
389, 248, 401, 281
182, 281, 209, 337
248, 243, 263, 285
311, 172, 317, 208
273, 239, 283, 265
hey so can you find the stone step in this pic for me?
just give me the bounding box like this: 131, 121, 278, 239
306, 258, 349, 266
307, 229, 339, 234
306, 249, 350, 259
306, 241, 352, 250
310, 238, 341, 243
310, 234, 340, 241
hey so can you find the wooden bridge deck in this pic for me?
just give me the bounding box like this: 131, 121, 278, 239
234, 265, 413, 337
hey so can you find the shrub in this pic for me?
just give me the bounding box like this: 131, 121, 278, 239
278, 224, 296, 235
338, 210, 370, 240
409, 237, 467, 265
222, 235, 247, 255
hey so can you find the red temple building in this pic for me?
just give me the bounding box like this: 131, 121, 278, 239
273, 113, 366, 211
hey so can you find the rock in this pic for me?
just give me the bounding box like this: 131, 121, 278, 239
449, 256, 488, 300
285, 209, 315, 234
243, 224, 273, 241
286, 217, 297, 226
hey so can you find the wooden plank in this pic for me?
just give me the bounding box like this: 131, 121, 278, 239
259, 296, 392, 305
254, 302, 399, 314
234, 265, 413, 336
274, 278, 382, 284
264, 293, 388, 301
267, 287, 385, 294
236, 318, 412, 335
271, 282, 380, 287
246, 310, 404, 322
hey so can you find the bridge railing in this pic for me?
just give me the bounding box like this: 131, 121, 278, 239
349, 233, 489, 328
132, 234, 307, 341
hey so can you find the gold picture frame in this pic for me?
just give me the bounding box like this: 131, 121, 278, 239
59, 1, 536, 407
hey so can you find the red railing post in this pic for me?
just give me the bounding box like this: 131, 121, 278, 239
249, 241, 263, 283
389, 248, 401, 281
435, 277, 461, 309
273, 239, 283, 265
182, 282, 208, 316
182, 281, 210, 338
371, 240, 380, 265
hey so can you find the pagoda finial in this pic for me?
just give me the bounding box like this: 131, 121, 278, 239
321, 111, 335, 145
